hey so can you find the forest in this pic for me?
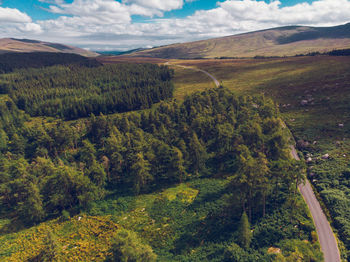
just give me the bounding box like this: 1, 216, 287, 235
0, 52, 101, 73
0, 55, 323, 261
0, 83, 321, 260
0, 63, 174, 119
0, 87, 297, 221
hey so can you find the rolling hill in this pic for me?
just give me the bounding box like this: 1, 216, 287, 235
0, 38, 98, 57
130, 23, 350, 59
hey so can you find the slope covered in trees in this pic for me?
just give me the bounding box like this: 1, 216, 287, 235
0, 52, 101, 74
0, 86, 322, 261
0, 63, 174, 119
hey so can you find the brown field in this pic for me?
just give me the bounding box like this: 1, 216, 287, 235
0, 38, 97, 57
130, 23, 350, 59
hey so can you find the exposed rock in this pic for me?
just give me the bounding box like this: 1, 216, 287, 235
306, 157, 313, 163
301, 100, 308, 106
322, 154, 330, 160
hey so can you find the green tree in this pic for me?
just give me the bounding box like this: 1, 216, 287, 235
237, 211, 252, 249
17, 180, 45, 224
109, 229, 157, 262
0, 129, 8, 152
130, 152, 152, 195
188, 132, 207, 176
43, 165, 99, 213
1, 178, 45, 224
87, 161, 107, 188
9, 133, 26, 155
79, 139, 96, 167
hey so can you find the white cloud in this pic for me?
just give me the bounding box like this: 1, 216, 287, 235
0, 7, 42, 36
0, 7, 32, 23
2, 0, 350, 50
123, 0, 184, 14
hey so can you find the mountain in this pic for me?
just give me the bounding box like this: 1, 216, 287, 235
130, 23, 350, 59
97, 48, 147, 56
0, 38, 98, 57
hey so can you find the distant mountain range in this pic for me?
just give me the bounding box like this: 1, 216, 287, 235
0, 38, 98, 57
130, 22, 350, 59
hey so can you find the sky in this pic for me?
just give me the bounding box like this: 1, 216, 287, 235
0, 0, 350, 51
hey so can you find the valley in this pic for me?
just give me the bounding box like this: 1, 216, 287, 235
1, 28, 350, 262
1, 1, 350, 261
0, 53, 330, 261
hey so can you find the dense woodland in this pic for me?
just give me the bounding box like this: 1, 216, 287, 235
0, 87, 298, 221
0, 63, 174, 119
0, 52, 101, 73
0, 58, 322, 261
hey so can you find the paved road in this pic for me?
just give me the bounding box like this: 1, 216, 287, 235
291, 146, 340, 262
167, 61, 341, 261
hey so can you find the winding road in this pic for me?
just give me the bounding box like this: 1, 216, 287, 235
168, 61, 341, 262
291, 146, 340, 262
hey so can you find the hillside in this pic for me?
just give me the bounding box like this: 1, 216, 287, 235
0, 83, 322, 261
167, 55, 350, 259
0, 38, 98, 57
131, 23, 350, 59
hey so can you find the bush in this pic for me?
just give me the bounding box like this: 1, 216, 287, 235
108, 229, 157, 262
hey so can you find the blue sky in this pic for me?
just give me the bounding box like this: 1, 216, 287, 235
1, 0, 314, 21
0, 0, 349, 50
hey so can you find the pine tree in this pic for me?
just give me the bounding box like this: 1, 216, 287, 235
130, 152, 152, 195
188, 132, 207, 176
237, 211, 252, 249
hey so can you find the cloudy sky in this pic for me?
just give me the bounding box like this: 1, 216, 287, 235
1, 0, 350, 50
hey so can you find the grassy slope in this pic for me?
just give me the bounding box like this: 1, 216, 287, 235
171, 55, 350, 259
131, 24, 350, 59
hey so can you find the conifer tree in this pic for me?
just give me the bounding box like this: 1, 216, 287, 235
237, 211, 252, 249
130, 153, 152, 195
188, 132, 207, 176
